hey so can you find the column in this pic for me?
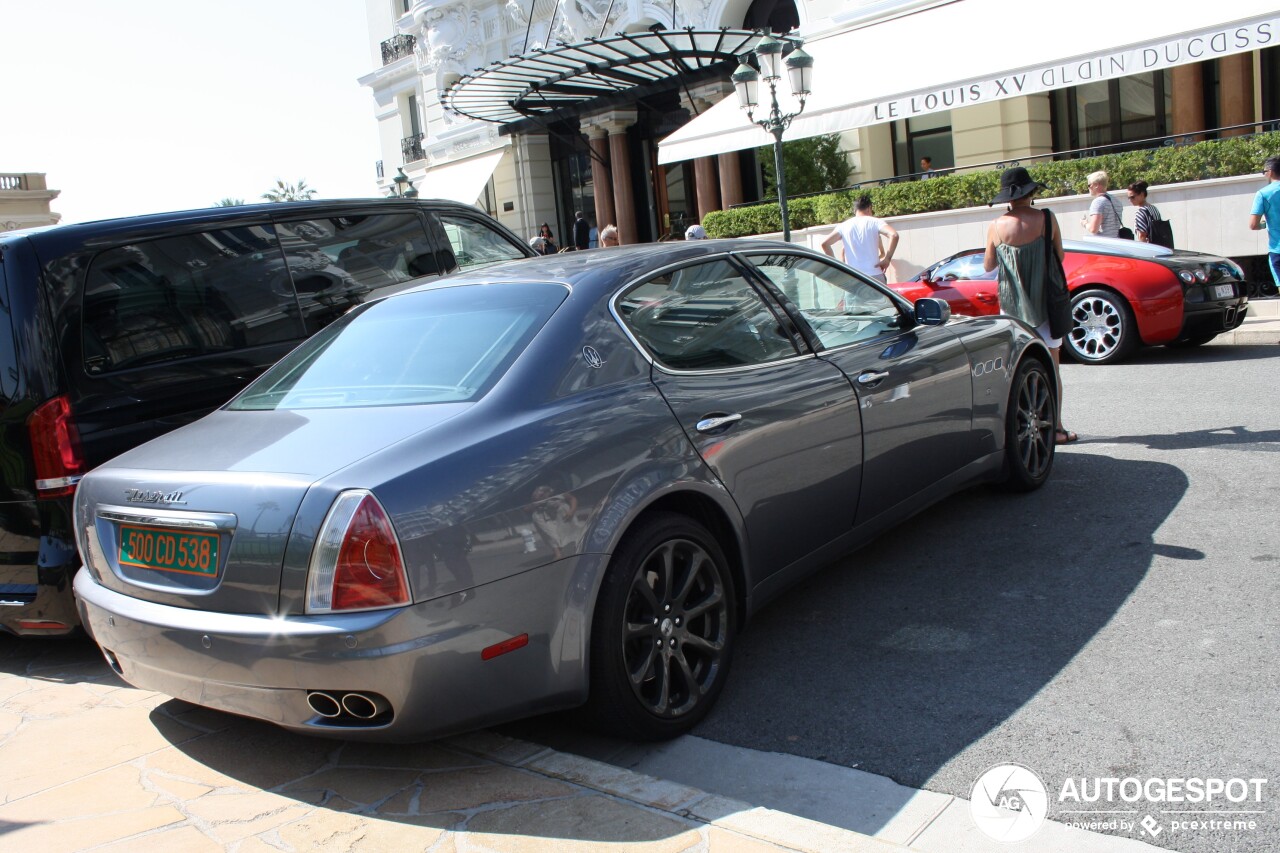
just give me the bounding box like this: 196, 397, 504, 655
718, 150, 743, 209
1171, 63, 1205, 141
1218, 53, 1256, 137
586, 129, 615, 236
609, 129, 637, 244
694, 157, 721, 223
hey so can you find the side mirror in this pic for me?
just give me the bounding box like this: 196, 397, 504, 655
914, 297, 951, 326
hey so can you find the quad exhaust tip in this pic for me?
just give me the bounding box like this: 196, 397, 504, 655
306, 690, 391, 724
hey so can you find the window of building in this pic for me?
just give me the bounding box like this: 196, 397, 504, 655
1263, 45, 1280, 125
549, 128, 595, 249
1051, 70, 1173, 153
407, 93, 421, 138
891, 112, 953, 177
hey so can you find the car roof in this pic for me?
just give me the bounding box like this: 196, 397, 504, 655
0, 198, 504, 251
418, 238, 796, 293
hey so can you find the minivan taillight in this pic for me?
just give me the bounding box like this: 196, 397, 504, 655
27, 395, 85, 499
306, 490, 410, 613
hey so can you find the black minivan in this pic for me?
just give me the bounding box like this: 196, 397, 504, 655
0, 199, 534, 635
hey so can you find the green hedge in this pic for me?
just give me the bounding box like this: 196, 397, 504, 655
703, 132, 1280, 238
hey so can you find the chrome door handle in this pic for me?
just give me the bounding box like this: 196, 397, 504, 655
696, 413, 742, 433
857, 371, 889, 384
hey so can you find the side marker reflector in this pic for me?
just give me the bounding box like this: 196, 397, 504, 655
481, 633, 529, 661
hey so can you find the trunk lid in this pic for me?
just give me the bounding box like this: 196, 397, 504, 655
75, 404, 468, 613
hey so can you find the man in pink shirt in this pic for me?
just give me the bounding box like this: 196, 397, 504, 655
821, 195, 899, 283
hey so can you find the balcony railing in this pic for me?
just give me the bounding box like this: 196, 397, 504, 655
381, 34, 416, 65
401, 133, 426, 163
0, 174, 30, 191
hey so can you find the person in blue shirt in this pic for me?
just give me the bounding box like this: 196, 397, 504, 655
1249, 156, 1280, 291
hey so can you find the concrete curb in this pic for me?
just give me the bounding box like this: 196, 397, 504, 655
446, 730, 911, 852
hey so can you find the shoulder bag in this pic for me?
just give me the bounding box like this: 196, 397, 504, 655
1108, 196, 1135, 239
1147, 207, 1175, 249
1043, 210, 1074, 340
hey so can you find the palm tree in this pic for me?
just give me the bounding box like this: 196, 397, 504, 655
261, 179, 317, 202
215, 198, 246, 207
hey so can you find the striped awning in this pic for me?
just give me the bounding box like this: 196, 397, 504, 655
442, 28, 801, 126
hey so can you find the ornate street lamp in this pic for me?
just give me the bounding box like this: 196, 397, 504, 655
732, 35, 813, 242
390, 166, 419, 198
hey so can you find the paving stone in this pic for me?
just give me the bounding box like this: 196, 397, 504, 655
336, 739, 488, 771
464, 794, 700, 851
165, 719, 339, 791
143, 771, 214, 804
446, 730, 551, 765
0, 805, 186, 853
0, 764, 158, 823
280, 767, 421, 808
416, 765, 575, 814
183, 791, 314, 844
2, 706, 209, 800
0, 709, 22, 738
96, 824, 224, 853
274, 811, 454, 851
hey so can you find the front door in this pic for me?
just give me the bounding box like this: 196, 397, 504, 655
741, 252, 976, 526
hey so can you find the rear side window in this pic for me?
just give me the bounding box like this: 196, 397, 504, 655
616, 260, 799, 370
275, 214, 440, 335
230, 283, 567, 410
438, 214, 528, 270
82, 227, 304, 374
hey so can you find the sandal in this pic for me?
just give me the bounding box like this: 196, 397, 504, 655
1055, 429, 1079, 443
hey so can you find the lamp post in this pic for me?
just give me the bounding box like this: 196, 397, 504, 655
732, 34, 813, 242
390, 166, 419, 198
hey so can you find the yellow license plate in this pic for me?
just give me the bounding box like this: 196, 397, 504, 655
119, 525, 220, 577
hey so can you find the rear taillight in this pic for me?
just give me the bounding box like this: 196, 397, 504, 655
27, 395, 85, 499
306, 490, 410, 613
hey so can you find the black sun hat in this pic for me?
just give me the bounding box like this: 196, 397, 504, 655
990, 166, 1048, 205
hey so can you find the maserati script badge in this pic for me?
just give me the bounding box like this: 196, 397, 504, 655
125, 489, 186, 505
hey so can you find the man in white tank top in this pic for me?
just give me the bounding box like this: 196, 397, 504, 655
821, 194, 899, 283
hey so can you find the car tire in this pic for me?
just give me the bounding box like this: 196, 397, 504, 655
584, 512, 735, 741
1066, 288, 1138, 365
1166, 333, 1217, 348
999, 357, 1056, 492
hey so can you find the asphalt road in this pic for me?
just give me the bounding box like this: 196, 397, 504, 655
516, 342, 1280, 853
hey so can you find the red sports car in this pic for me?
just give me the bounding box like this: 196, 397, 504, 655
890, 238, 1250, 364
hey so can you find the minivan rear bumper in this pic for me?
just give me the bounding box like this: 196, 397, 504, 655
74, 558, 592, 740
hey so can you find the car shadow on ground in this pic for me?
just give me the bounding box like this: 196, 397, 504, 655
504, 451, 1189, 837
1090, 343, 1280, 366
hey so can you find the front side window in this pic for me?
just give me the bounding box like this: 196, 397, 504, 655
82, 226, 303, 374
437, 214, 528, 270
930, 252, 994, 281
276, 214, 439, 334
616, 260, 798, 371
747, 254, 904, 349
230, 283, 566, 410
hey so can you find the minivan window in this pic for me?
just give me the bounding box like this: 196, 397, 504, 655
229, 283, 567, 410
438, 214, 528, 270
81, 226, 304, 374
275, 213, 440, 335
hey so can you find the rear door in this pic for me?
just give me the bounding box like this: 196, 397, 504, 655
741, 252, 975, 527
615, 257, 863, 582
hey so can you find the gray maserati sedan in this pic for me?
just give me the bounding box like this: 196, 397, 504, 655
73, 240, 1058, 742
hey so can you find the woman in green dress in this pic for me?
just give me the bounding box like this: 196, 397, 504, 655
983, 167, 1077, 443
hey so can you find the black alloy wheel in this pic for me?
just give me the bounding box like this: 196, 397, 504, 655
585, 513, 735, 740
1001, 358, 1056, 491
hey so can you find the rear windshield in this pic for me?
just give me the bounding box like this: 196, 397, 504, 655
228, 282, 566, 410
